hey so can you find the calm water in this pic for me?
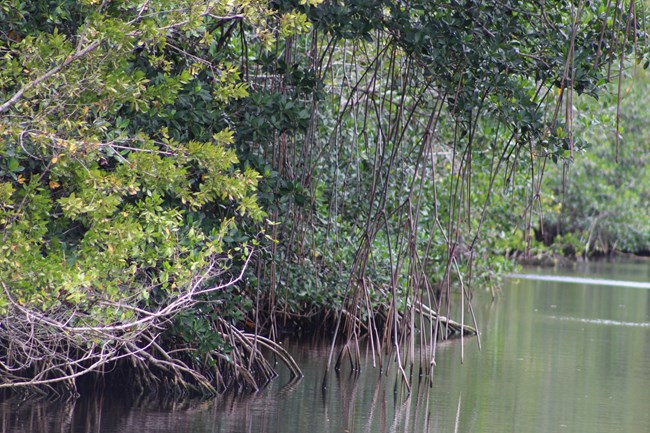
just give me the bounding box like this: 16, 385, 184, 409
2, 260, 649, 432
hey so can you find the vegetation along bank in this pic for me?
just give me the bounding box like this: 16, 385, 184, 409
0, 0, 648, 396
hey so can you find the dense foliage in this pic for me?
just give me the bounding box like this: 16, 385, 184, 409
537, 68, 650, 258
0, 0, 645, 395
0, 0, 307, 395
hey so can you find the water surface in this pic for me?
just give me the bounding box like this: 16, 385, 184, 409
2, 260, 649, 432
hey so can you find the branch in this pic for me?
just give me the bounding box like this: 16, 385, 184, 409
0, 41, 101, 115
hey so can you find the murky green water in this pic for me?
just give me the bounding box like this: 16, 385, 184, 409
2, 260, 649, 432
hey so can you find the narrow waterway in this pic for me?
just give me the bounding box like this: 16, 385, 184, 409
2, 260, 649, 432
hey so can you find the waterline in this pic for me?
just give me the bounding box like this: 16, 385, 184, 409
507, 273, 650, 289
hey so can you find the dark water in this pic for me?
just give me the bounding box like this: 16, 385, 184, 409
2, 260, 649, 433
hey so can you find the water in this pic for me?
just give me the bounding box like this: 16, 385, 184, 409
2, 260, 649, 432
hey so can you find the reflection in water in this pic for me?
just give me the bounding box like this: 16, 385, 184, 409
2, 261, 649, 433
0, 342, 471, 433
1, 392, 231, 433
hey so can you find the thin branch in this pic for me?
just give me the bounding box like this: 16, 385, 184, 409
0, 41, 100, 114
